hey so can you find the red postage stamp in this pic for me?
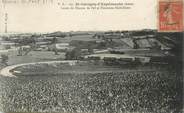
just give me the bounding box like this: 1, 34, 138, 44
159, 0, 183, 32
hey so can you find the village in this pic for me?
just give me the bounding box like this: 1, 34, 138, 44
0, 29, 179, 66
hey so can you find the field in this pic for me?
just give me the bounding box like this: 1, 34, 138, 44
10, 61, 136, 76
0, 31, 182, 113
2, 51, 65, 66
0, 64, 182, 113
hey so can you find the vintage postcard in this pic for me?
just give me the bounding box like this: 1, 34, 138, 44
0, 0, 183, 113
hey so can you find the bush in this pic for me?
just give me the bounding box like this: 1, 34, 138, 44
1, 54, 8, 65
65, 48, 81, 60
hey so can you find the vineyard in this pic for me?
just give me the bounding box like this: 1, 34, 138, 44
0, 66, 182, 113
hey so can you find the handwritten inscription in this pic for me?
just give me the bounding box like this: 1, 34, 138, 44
1, 0, 54, 4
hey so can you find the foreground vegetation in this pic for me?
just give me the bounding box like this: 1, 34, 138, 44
0, 65, 182, 113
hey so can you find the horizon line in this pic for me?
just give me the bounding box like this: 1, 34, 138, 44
0, 29, 157, 34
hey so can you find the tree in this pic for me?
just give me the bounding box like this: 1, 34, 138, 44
1, 54, 8, 66
87, 46, 94, 54
65, 48, 81, 60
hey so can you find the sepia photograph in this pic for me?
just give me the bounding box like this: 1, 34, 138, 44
0, 0, 183, 113
0, 30, 183, 113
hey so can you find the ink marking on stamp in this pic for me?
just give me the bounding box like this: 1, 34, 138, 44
159, 1, 183, 32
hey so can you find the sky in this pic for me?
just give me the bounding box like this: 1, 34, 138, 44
0, 0, 157, 33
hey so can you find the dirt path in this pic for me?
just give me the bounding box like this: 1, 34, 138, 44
0, 60, 77, 77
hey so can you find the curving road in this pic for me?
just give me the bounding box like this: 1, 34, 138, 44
0, 60, 77, 77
